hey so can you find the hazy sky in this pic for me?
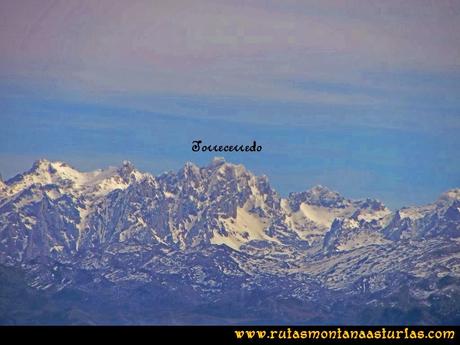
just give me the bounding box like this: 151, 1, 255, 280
1, 0, 460, 208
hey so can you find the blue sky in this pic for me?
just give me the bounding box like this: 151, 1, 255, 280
1, 0, 460, 209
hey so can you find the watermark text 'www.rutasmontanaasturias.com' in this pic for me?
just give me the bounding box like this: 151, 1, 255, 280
192, 140, 262, 152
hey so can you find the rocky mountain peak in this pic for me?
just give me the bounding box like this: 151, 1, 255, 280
210, 156, 226, 167
179, 162, 201, 180
31, 158, 52, 170
117, 160, 136, 181
436, 188, 460, 207
358, 198, 387, 211
306, 185, 344, 202
289, 185, 349, 210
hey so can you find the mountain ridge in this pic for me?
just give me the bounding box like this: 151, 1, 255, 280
0, 158, 459, 324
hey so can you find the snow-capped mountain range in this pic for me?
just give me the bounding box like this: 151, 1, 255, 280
0, 158, 459, 324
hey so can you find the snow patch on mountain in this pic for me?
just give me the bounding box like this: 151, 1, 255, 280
212, 206, 273, 250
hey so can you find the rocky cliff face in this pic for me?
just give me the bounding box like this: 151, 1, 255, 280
0, 158, 459, 324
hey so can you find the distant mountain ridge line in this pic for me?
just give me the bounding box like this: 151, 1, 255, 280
2, 156, 451, 210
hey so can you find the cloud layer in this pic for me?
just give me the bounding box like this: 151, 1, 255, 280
1, 0, 459, 102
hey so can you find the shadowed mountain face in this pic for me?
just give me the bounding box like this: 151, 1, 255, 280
0, 158, 459, 325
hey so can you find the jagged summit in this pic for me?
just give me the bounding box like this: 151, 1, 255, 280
31, 158, 50, 169
309, 184, 332, 193
206, 157, 249, 178
437, 188, 460, 206
117, 160, 137, 181
210, 156, 226, 167
288, 184, 349, 211
29, 159, 73, 173
178, 161, 201, 179
306, 184, 345, 201
120, 160, 135, 170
